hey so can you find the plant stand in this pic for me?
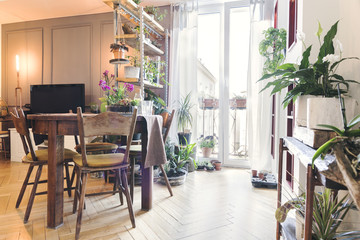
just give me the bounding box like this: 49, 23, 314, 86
277, 137, 347, 240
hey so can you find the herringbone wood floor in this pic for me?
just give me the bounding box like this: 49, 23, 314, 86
0, 158, 277, 240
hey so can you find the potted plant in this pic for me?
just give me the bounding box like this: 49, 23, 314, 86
144, 56, 166, 85
259, 21, 359, 129
98, 71, 139, 112
144, 6, 167, 22
199, 136, 215, 158
230, 94, 246, 109
201, 97, 218, 109
276, 188, 360, 239
132, 0, 141, 5
312, 93, 360, 209
160, 141, 195, 186
144, 88, 168, 115
110, 43, 128, 59
125, 55, 141, 79
177, 92, 194, 146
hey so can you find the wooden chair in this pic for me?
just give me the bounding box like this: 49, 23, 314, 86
72, 107, 137, 240
0, 130, 9, 158
10, 108, 79, 223
121, 110, 175, 201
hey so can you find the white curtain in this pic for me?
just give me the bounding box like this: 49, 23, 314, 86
246, 5, 272, 171
168, 2, 198, 143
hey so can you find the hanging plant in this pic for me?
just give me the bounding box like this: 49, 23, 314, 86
259, 27, 287, 75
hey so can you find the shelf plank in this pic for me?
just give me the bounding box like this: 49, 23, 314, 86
116, 78, 163, 89
103, 0, 166, 37
115, 34, 164, 56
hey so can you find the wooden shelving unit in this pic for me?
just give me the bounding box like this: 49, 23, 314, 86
103, 0, 169, 98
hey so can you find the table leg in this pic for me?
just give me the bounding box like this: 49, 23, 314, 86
141, 127, 152, 210
304, 164, 315, 240
47, 120, 64, 228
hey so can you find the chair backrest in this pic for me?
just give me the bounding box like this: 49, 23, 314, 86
77, 107, 137, 167
160, 109, 175, 143
10, 108, 38, 161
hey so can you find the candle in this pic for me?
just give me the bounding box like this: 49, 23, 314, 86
16, 55, 19, 72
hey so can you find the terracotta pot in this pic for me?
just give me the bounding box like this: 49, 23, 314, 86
212, 161, 221, 171
201, 147, 213, 158
258, 172, 264, 180
112, 48, 126, 59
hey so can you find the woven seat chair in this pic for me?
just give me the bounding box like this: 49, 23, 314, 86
11, 108, 79, 223
72, 107, 137, 240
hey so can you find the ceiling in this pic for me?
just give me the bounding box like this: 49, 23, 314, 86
0, 0, 242, 25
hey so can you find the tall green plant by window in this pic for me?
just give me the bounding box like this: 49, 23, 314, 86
177, 93, 194, 133
259, 27, 287, 75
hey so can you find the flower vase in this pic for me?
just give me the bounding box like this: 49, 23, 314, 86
107, 105, 134, 113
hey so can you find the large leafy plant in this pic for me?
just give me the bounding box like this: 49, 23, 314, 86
259, 21, 359, 107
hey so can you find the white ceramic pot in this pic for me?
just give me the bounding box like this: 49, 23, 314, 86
295, 95, 316, 127
124, 66, 140, 79
307, 97, 357, 130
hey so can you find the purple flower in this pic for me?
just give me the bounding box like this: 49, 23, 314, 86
103, 70, 109, 77
110, 74, 115, 78
101, 85, 111, 91
112, 87, 118, 92
99, 79, 106, 86
124, 83, 134, 92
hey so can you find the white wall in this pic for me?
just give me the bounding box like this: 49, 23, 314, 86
0, 24, 1, 96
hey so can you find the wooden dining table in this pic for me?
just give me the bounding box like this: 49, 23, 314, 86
27, 113, 154, 229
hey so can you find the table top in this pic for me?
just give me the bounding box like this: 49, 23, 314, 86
28, 113, 146, 121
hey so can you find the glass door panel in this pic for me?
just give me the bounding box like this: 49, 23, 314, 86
226, 7, 250, 165
197, 12, 220, 162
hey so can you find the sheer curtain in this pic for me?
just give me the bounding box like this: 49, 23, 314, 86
168, 2, 198, 143
246, 5, 272, 171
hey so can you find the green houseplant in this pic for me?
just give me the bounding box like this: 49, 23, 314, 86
259, 27, 287, 75
259, 21, 359, 129
144, 56, 166, 85
276, 188, 360, 239
160, 140, 196, 186
125, 54, 141, 79
312, 90, 360, 209
259, 21, 358, 107
199, 136, 216, 158
177, 92, 194, 145
144, 6, 167, 22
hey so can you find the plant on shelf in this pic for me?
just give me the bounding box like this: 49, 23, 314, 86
144, 88, 168, 115
98, 70, 138, 112
258, 21, 359, 108
199, 136, 216, 158
132, 0, 142, 5
110, 43, 129, 59
312, 90, 360, 209
177, 92, 194, 145
276, 188, 360, 239
125, 54, 141, 79
144, 6, 167, 22
144, 56, 166, 85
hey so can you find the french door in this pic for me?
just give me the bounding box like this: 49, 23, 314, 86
197, 1, 250, 167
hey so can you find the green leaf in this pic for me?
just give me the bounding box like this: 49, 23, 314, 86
330, 57, 359, 71
317, 20, 339, 63
312, 137, 337, 166
317, 124, 343, 135
347, 114, 360, 128
300, 45, 312, 69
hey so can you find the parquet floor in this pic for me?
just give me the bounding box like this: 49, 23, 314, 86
0, 158, 277, 240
